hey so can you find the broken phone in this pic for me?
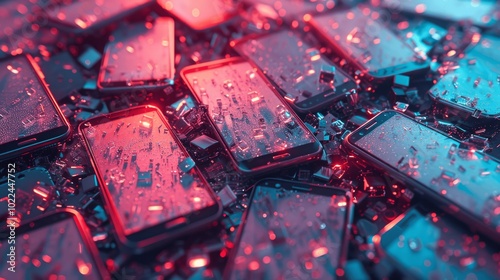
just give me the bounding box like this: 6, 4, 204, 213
233, 30, 357, 113
344, 110, 500, 243
0, 209, 109, 279
429, 34, 500, 119
97, 17, 175, 93
46, 0, 155, 34
223, 178, 352, 279
156, 0, 238, 30
381, 0, 499, 28
181, 57, 323, 175
0, 54, 71, 161
308, 6, 429, 79
79, 105, 222, 254
374, 207, 500, 279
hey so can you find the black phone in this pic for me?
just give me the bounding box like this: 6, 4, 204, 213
181, 57, 323, 175
97, 17, 175, 93
45, 0, 155, 34
344, 110, 500, 243
381, 0, 499, 28
0, 54, 71, 161
429, 34, 500, 119
374, 207, 500, 279
79, 105, 222, 254
308, 6, 429, 79
157, 0, 238, 30
0, 209, 110, 279
233, 30, 357, 113
0, 167, 56, 226
223, 178, 353, 279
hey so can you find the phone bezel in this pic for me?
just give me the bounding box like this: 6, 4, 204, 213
308, 8, 430, 80
232, 30, 358, 113
344, 109, 500, 243
97, 17, 175, 93
0, 54, 71, 161
0, 209, 110, 279
180, 57, 323, 175
222, 178, 353, 279
78, 105, 222, 254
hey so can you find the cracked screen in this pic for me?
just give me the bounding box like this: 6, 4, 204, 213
227, 182, 348, 279
0, 217, 102, 279
355, 114, 500, 232
183, 59, 317, 162
0, 56, 64, 145
99, 17, 175, 89
429, 35, 500, 117
234, 30, 355, 105
81, 109, 216, 235
310, 6, 427, 75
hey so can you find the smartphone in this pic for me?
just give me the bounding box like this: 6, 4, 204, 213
0, 55, 71, 161
391, 19, 448, 56
46, 0, 155, 34
181, 57, 323, 175
157, 0, 238, 30
0, 167, 55, 227
0, 209, 109, 279
97, 17, 175, 93
308, 6, 429, 79
374, 207, 500, 279
79, 105, 222, 253
223, 178, 352, 279
344, 110, 500, 242
381, 0, 499, 28
429, 34, 500, 119
233, 30, 357, 113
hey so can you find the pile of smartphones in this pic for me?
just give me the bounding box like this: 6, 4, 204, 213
1, 0, 500, 279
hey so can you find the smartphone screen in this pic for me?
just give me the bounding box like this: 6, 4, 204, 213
309, 6, 428, 78
157, 0, 237, 30
47, 0, 154, 32
346, 110, 500, 239
429, 35, 500, 118
181, 58, 322, 174
381, 0, 499, 27
224, 179, 351, 279
79, 106, 220, 249
98, 17, 175, 92
376, 208, 500, 279
233, 30, 357, 112
0, 55, 70, 160
0, 210, 108, 279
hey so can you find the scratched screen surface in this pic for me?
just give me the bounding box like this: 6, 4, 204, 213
381, 0, 499, 27
47, 0, 152, 30
183, 60, 317, 162
0, 56, 64, 145
355, 114, 500, 231
99, 17, 175, 88
429, 35, 500, 117
0, 218, 102, 279
157, 0, 236, 30
383, 210, 500, 279
81, 110, 215, 235
311, 6, 426, 74
227, 184, 348, 279
234, 30, 354, 104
